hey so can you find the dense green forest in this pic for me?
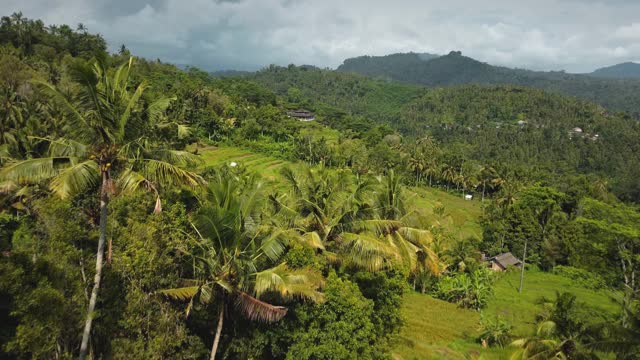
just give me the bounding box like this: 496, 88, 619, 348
337, 51, 640, 117
251, 65, 640, 202
1, 13, 639, 360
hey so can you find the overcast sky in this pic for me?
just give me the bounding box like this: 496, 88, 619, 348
2, 0, 640, 72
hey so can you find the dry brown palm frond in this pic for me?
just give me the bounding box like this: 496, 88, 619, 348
234, 290, 288, 323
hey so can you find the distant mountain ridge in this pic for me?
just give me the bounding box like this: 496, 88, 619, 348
588, 62, 640, 79
337, 52, 640, 117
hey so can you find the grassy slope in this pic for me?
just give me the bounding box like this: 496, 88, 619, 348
195, 145, 295, 181
393, 271, 621, 360
196, 144, 484, 238
486, 269, 620, 335
406, 187, 483, 240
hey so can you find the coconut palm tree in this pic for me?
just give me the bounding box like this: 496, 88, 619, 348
273, 167, 439, 283
271, 167, 397, 270
0, 85, 26, 155
407, 154, 425, 184
160, 173, 324, 360
479, 165, 498, 202
0, 57, 204, 359
441, 164, 457, 191
511, 292, 601, 359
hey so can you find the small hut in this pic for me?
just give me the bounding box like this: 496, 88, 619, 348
484, 252, 522, 272
288, 109, 315, 122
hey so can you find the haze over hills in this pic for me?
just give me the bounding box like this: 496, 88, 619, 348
336, 51, 640, 117
588, 62, 640, 79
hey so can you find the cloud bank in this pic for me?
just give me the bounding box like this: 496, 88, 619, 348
2, 0, 640, 72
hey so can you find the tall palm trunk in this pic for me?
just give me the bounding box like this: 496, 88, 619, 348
210, 304, 224, 360
79, 172, 109, 360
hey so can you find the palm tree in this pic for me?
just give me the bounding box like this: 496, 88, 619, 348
160, 173, 324, 360
271, 167, 391, 270
376, 169, 406, 221
441, 164, 457, 191
407, 154, 425, 184
511, 292, 601, 359
424, 159, 439, 187
479, 165, 498, 202
0, 87, 24, 151
273, 167, 441, 289
374, 170, 447, 281
0, 57, 204, 359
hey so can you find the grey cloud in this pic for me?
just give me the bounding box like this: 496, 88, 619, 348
2, 0, 640, 72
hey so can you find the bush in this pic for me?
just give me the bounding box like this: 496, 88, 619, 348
225, 272, 384, 360
434, 268, 494, 310
552, 266, 607, 291
284, 272, 379, 359
478, 314, 513, 347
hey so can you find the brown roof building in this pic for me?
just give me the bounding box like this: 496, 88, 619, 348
484, 252, 522, 271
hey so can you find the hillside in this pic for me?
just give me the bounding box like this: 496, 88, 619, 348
337, 51, 640, 117
396, 270, 620, 360
2, 13, 639, 360
250, 64, 425, 123
589, 62, 640, 79
251, 64, 640, 201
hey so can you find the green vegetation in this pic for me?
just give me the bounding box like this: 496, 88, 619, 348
396, 270, 621, 359
337, 51, 640, 117
1, 13, 639, 360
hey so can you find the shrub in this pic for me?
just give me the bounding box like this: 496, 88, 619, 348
478, 314, 513, 347
434, 268, 494, 310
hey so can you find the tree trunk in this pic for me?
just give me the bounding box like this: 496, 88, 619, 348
518, 239, 528, 293
210, 304, 225, 360
79, 173, 109, 360
482, 182, 486, 202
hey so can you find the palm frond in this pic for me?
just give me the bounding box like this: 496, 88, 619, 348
138, 159, 205, 188
399, 227, 434, 246
299, 231, 325, 250
117, 81, 147, 140
147, 149, 202, 167
339, 232, 396, 271
267, 193, 298, 217
254, 263, 325, 303
0, 157, 70, 184
116, 169, 150, 195
158, 286, 200, 301
234, 290, 288, 323
25, 137, 89, 158
49, 160, 100, 198
280, 167, 301, 196
153, 196, 162, 214
537, 321, 557, 337
33, 80, 89, 135
177, 124, 191, 139
0, 180, 17, 194
256, 229, 288, 262
147, 96, 176, 125
349, 219, 403, 236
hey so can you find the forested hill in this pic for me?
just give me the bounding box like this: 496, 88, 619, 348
251, 65, 640, 201
250, 64, 426, 123
588, 62, 640, 79
337, 51, 640, 117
